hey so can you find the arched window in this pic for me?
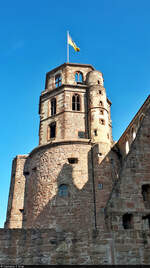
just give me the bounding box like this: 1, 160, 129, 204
99, 101, 103, 107
51, 98, 56, 116
75, 72, 83, 83
55, 74, 62, 88
131, 127, 136, 140
125, 139, 129, 154
72, 94, 80, 111
58, 184, 68, 197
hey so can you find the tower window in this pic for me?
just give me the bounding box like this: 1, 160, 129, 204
49, 122, 56, 139
75, 72, 83, 83
58, 184, 68, 197
72, 94, 80, 111
100, 110, 104, 115
99, 119, 105, 125
122, 213, 133, 229
99, 101, 103, 107
68, 158, 78, 164
94, 129, 98, 136
51, 98, 56, 116
55, 74, 62, 88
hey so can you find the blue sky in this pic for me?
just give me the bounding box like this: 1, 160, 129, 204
0, 0, 150, 227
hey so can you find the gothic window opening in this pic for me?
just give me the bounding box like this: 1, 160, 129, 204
99, 90, 102, 94
125, 139, 129, 154
49, 122, 56, 139
131, 127, 136, 140
75, 72, 83, 83
68, 158, 78, 164
122, 213, 133, 229
55, 74, 62, 88
51, 98, 56, 116
72, 94, 80, 111
58, 184, 68, 197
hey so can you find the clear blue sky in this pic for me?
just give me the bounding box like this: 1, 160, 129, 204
0, 0, 150, 227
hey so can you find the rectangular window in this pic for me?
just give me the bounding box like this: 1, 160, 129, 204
50, 122, 56, 138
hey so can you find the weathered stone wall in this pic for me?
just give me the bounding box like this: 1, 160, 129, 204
0, 228, 150, 265
5, 155, 27, 229
39, 64, 94, 145
118, 95, 150, 157
87, 70, 112, 144
22, 141, 95, 230
106, 105, 150, 231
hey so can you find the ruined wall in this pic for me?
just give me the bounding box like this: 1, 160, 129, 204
5, 155, 27, 229
118, 95, 150, 157
0, 228, 150, 265
106, 105, 150, 231
22, 141, 95, 230
92, 144, 122, 230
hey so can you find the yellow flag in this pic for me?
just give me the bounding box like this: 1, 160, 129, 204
68, 34, 80, 52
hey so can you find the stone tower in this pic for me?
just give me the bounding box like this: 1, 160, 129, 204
5, 63, 113, 230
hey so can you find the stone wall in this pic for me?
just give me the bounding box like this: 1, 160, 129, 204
106, 105, 150, 231
0, 228, 150, 265
5, 155, 27, 229
22, 141, 95, 230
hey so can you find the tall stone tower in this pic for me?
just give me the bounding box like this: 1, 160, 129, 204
5, 63, 113, 231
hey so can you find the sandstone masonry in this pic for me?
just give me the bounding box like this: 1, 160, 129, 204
2, 62, 150, 265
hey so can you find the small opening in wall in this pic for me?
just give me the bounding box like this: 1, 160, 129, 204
100, 110, 104, 115
99, 101, 103, 107
142, 215, 150, 229
122, 213, 133, 229
94, 129, 98, 136
99, 90, 102, 94
23, 171, 30, 176
58, 184, 68, 197
68, 158, 78, 164
32, 167, 37, 171
98, 153, 102, 157
19, 209, 24, 213
99, 119, 105, 125
142, 185, 150, 208
98, 183, 103, 190
97, 80, 100, 84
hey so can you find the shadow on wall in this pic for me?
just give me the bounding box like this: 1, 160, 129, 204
22, 144, 122, 232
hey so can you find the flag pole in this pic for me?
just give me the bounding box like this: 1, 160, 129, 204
67, 31, 69, 63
